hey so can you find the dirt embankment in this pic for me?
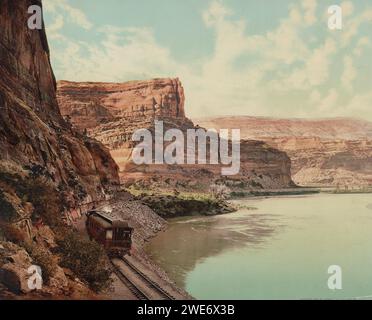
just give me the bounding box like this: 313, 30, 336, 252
97, 192, 192, 299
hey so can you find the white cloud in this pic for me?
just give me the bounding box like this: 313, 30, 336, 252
353, 37, 370, 56
306, 39, 336, 86
341, 7, 372, 46
302, 0, 318, 25
47, 15, 64, 39
202, 1, 232, 27
320, 89, 338, 112
44, 0, 92, 30
45, 0, 372, 120
50, 26, 179, 82
342, 1, 354, 17
341, 56, 357, 90
344, 93, 372, 115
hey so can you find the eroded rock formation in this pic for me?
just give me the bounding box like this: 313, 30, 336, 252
58, 78, 186, 129
0, 0, 119, 296
195, 116, 372, 187
0, 0, 119, 207
57, 80, 294, 191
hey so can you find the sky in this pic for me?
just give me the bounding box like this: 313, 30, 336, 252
43, 0, 372, 120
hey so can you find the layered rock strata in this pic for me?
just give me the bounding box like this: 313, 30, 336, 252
195, 116, 372, 187
0, 0, 119, 297
0, 0, 120, 208
58, 80, 294, 191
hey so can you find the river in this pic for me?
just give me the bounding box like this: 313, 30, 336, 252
145, 193, 372, 299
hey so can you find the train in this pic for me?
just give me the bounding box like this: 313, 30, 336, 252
85, 210, 133, 257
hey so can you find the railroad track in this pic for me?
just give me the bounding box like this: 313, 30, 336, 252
111, 256, 176, 300
110, 260, 150, 300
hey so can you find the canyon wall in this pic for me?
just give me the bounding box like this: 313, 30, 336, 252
195, 116, 372, 187
0, 0, 120, 211
58, 78, 186, 130
0, 0, 122, 296
57, 81, 294, 191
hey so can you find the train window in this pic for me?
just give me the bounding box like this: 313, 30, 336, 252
106, 230, 113, 240
115, 228, 127, 240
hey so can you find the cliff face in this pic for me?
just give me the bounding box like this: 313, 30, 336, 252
195, 116, 372, 187
58, 79, 194, 168
58, 79, 186, 130
0, 0, 119, 208
0, 0, 122, 297
57, 80, 294, 191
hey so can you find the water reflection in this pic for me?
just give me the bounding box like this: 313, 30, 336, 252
146, 208, 285, 287
147, 194, 372, 299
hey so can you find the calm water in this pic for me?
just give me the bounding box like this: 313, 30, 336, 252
145, 194, 372, 299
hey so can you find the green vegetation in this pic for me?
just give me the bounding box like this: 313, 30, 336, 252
57, 231, 112, 292
126, 184, 237, 217
331, 185, 372, 194
126, 185, 217, 201
0, 164, 64, 228
23, 242, 58, 283
26, 179, 64, 228
0, 162, 112, 293
230, 188, 321, 198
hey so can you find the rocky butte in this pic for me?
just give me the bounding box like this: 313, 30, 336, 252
57, 80, 295, 191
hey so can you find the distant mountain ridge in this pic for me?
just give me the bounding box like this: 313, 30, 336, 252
194, 116, 372, 140
194, 116, 372, 187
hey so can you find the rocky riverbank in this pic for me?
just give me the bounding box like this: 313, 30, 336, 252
230, 187, 320, 198
96, 192, 192, 299
133, 193, 236, 218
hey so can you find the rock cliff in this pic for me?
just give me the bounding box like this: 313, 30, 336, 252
195, 116, 372, 187
58, 78, 186, 130
0, 0, 119, 296
57, 80, 294, 191
0, 0, 119, 207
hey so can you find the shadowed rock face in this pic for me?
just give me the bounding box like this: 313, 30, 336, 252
57, 80, 294, 191
195, 116, 372, 187
0, 0, 119, 207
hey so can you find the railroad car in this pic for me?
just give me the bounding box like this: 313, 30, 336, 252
85, 210, 133, 257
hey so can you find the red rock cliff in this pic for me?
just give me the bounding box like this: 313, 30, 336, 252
58, 78, 186, 130
57, 80, 294, 191
0, 0, 120, 208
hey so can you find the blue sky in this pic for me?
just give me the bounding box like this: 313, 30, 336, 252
43, 0, 372, 119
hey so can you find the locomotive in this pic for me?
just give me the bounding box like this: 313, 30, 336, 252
85, 210, 133, 257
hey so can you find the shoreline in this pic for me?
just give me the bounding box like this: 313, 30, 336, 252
230, 187, 372, 199
118, 188, 314, 300
144, 192, 372, 300
99, 193, 192, 300
103, 188, 372, 300
230, 187, 321, 199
